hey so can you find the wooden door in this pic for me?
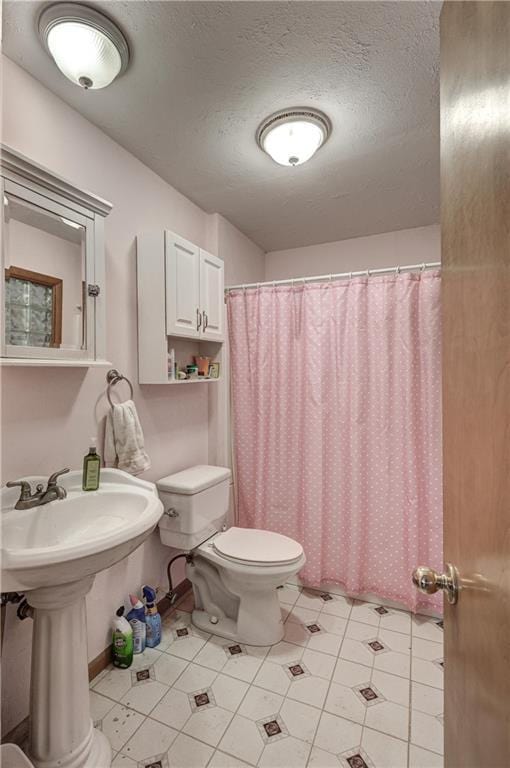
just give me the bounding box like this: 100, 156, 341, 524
199, 248, 224, 341
441, 3, 510, 766
165, 230, 200, 338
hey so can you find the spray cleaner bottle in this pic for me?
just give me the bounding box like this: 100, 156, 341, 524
142, 585, 162, 648
112, 607, 133, 668
126, 594, 146, 654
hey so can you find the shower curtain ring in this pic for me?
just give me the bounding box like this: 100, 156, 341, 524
421, 262, 426, 272
395, 265, 401, 275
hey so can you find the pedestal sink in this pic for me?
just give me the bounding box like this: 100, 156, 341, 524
1, 469, 163, 768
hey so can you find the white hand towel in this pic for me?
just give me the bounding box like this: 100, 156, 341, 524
104, 400, 151, 475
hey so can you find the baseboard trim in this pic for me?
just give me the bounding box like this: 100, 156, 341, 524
2, 579, 193, 746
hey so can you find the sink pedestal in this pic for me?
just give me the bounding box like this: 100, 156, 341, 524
26, 577, 111, 768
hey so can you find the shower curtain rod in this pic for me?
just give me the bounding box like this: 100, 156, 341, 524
224, 261, 441, 292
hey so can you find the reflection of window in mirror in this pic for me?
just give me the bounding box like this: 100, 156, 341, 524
3, 193, 86, 351
5, 266, 62, 347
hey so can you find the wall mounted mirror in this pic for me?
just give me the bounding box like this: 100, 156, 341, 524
4, 193, 86, 350
1, 145, 112, 365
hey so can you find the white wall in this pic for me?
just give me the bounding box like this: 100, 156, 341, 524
0, 56, 264, 734
265, 224, 440, 281
216, 214, 266, 286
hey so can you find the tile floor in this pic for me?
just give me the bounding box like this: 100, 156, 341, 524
90, 585, 444, 768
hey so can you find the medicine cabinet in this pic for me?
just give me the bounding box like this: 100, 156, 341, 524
1, 145, 112, 366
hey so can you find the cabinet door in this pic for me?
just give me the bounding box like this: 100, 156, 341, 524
199, 249, 224, 341
165, 231, 200, 338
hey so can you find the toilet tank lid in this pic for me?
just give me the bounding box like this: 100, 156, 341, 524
157, 465, 231, 495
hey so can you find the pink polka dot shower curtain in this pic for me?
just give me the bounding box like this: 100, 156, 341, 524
226, 270, 443, 614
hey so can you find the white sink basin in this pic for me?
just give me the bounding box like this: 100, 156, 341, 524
1, 468, 163, 592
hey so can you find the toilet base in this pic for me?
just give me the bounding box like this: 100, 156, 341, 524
191, 607, 284, 647
185, 535, 306, 647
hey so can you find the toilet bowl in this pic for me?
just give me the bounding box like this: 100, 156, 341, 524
190, 527, 305, 645
157, 465, 305, 646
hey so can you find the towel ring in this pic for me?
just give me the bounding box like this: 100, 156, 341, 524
106, 368, 133, 407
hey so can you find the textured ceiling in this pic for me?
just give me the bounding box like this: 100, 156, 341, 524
3, 1, 440, 251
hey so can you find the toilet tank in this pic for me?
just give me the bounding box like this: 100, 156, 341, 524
157, 465, 231, 551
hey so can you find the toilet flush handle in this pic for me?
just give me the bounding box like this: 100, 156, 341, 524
164, 507, 179, 518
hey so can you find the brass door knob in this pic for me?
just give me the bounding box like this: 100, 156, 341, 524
412, 563, 459, 605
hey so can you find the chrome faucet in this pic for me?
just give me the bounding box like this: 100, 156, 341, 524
6, 468, 70, 510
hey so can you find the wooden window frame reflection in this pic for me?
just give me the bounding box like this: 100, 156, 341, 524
5, 265, 63, 347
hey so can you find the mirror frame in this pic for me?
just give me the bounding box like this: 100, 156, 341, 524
0, 145, 112, 365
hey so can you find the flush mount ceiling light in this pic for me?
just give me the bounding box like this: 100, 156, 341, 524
256, 108, 331, 167
38, 3, 130, 90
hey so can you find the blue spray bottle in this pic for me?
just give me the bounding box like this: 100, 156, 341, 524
142, 585, 162, 648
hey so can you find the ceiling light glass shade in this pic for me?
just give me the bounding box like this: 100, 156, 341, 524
257, 109, 331, 166
46, 21, 121, 89
39, 4, 129, 90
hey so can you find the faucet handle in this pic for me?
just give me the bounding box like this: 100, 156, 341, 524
46, 468, 70, 487
6, 480, 32, 500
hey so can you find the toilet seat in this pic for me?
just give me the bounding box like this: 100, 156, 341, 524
212, 527, 303, 567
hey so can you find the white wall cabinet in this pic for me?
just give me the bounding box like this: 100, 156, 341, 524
199, 249, 225, 341
165, 232, 201, 338
164, 233, 224, 341
137, 230, 224, 384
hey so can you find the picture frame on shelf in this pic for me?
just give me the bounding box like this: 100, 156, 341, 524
208, 362, 220, 379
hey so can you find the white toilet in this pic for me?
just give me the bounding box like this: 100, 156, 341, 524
157, 465, 305, 645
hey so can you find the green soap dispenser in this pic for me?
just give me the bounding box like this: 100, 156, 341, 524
83, 437, 101, 491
